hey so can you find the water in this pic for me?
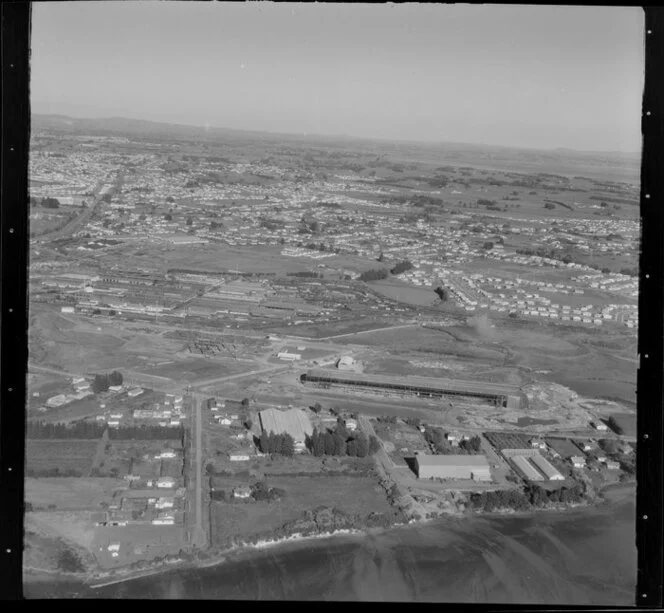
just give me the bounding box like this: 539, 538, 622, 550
25, 487, 635, 604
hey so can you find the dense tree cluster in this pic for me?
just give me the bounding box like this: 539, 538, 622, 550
305, 426, 380, 458
42, 197, 61, 208
251, 480, 286, 502
259, 431, 296, 456
606, 416, 624, 435
107, 424, 184, 441
92, 371, 123, 393
27, 420, 106, 439
434, 286, 450, 302
390, 261, 414, 275
468, 483, 584, 512
359, 268, 389, 282
26, 467, 83, 478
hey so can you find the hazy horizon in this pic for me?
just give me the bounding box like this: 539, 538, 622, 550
31, 3, 644, 153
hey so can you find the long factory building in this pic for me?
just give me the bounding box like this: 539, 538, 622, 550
300, 369, 527, 410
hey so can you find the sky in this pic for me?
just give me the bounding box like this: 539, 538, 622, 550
30, 2, 644, 152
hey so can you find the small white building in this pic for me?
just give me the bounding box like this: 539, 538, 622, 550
345, 419, 358, 431
229, 453, 250, 462
233, 486, 252, 499
277, 351, 301, 361
591, 421, 608, 431
156, 477, 175, 488
571, 456, 586, 468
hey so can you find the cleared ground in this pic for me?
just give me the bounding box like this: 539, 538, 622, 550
209, 475, 391, 546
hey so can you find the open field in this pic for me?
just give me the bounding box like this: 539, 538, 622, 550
25, 477, 125, 510
545, 438, 585, 459
26, 440, 99, 476
369, 278, 439, 307
29, 304, 185, 375
209, 474, 391, 546
91, 524, 187, 569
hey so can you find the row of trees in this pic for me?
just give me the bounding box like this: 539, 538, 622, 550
259, 431, 296, 456
107, 424, 184, 441
27, 420, 106, 439
390, 261, 414, 275
42, 197, 61, 208
468, 482, 584, 512
91, 371, 123, 393
358, 268, 389, 282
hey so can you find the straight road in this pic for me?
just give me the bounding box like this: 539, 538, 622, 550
191, 394, 206, 549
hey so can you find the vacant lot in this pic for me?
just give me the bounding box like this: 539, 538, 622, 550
25, 477, 124, 510
369, 279, 439, 307
26, 440, 99, 476
545, 438, 585, 459
210, 474, 390, 546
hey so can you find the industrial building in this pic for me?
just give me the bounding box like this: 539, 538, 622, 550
529, 453, 565, 481
414, 454, 491, 481
300, 369, 526, 409
510, 455, 545, 481
258, 407, 314, 445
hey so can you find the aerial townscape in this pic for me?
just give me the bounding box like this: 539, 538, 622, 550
24, 113, 638, 590
21, 2, 643, 604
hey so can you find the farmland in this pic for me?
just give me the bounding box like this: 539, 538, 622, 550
26, 440, 99, 477
483, 432, 533, 451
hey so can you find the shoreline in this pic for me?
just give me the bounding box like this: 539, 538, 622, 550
25, 484, 637, 592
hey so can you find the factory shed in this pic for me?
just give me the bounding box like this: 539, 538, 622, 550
414, 454, 491, 480
301, 369, 527, 409
529, 453, 565, 481
259, 408, 314, 444
511, 455, 545, 481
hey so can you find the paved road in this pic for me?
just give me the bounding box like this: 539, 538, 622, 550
191, 394, 206, 549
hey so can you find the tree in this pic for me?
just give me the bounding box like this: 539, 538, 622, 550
355, 432, 370, 458
483, 241, 494, 250
525, 484, 549, 507
333, 432, 347, 456
186, 216, 193, 226
92, 374, 110, 393
313, 429, 325, 457
310, 402, 322, 414
434, 287, 449, 302
260, 431, 270, 454
108, 371, 123, 386
245, 419, 253, 430
164, 213, 173, 221
280, 433, 295, 457
241, 398, 250, 408
324, 432, 336, 455
606, 417, 624, 435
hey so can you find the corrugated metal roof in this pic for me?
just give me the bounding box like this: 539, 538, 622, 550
529, 453, 564, 480
415, 454, 489, 467
303, 369, 521, 396
511, 455, 544, 481
259, 408, 313, 443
